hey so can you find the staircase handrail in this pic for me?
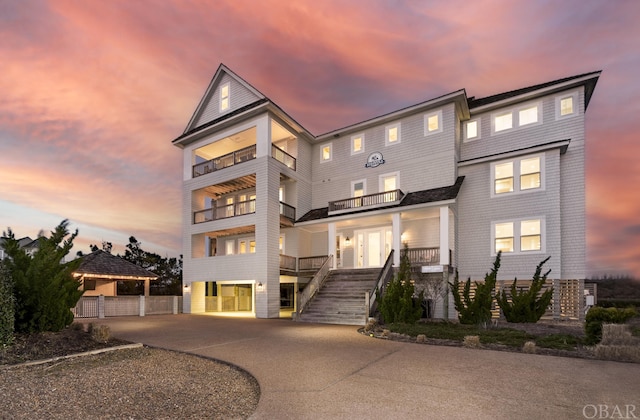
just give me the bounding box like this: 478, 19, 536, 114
296, 254, 333, 318
368, 250, 395, 317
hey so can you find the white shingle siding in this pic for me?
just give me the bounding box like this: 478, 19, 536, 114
311, 104, 457, 209
458, 88, 586, 281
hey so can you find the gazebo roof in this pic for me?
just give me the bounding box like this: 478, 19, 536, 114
74, 250, 158, 281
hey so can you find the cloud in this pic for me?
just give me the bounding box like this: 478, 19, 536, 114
1, 0, 639, 276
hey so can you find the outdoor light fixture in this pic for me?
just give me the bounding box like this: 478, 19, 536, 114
344, 236, 351, 246
257, 282, 264, 291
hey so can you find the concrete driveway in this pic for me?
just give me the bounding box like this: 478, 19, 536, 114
93, 314, 639, 419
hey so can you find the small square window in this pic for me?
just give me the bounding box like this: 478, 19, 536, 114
84, 280, 96, 291
424, 111, 442, 135
560, 97, 573, 116
386, 123, 401, 145
321, 143, 332, 162
466, 120, 478, 140
495, 113, 513, 132
519, 106, 538, 126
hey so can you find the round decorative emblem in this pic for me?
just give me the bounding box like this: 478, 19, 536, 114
365, 152, 385, 168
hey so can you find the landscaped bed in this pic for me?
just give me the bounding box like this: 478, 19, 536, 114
363, 317, 640, 362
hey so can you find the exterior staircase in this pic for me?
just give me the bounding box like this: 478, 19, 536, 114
297, 268, 381, 326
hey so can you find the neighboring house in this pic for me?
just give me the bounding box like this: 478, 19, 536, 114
0, 236, 39, 259
173, 64, 600, 322
73, 250, 158, 297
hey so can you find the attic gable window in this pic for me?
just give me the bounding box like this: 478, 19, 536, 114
220, 82, 230, 112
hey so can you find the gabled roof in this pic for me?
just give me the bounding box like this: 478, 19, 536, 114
183, 64, 266, 134
296, 177, 464, 223
173, 64, 314, 147
468, 71, 601, 111
74, 250, 158, 280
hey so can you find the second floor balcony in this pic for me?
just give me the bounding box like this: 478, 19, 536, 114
194, 199, 295, 225
328, 189, 404, 215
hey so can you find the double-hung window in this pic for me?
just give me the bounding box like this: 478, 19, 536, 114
386, 123, 401, 145
492, 154, 543, 196
493, 218, 543, 255
351, 134, 364, 155
320, 143, 332, 162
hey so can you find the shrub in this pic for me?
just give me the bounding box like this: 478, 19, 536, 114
0, 262, 15, 346
3, 220, 84, 333
450, 252, 500, 325
495, 256, 553, 323
377, 244, 423, 324
584, 306, 637, 345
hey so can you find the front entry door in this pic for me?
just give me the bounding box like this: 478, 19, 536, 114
356, 227, 392, 268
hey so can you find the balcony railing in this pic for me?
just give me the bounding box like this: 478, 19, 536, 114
280, 202, 295, 222
328, 189, 404, 213
279, 254, 297, 271
272, 144, 296, 170
194, 199, 256, 223
194, 200, 296, 224
400, 247, 446, 266
193, 144, 257, 178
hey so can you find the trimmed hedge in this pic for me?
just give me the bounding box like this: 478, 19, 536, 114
585, 306, 637, 345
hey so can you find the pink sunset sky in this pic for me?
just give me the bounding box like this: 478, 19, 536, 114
1, 0, 639, 277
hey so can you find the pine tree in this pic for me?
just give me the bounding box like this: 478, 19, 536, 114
0, 261, 15, 346
377, 244, 423, 324
496, 256, 553, 323
450, 252, 500, 325
3, 220, 83, 333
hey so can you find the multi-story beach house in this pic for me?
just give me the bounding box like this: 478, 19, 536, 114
173, 64, 600, 324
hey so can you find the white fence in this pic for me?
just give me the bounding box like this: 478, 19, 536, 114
72, 296, 182, 318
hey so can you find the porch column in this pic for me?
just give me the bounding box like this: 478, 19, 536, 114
439, 206, 450, 265
328, 222, 337, 269
392, 212, 401, 266
144, 278, 150, 297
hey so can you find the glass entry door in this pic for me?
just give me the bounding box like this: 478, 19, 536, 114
356, 227, 392, 268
